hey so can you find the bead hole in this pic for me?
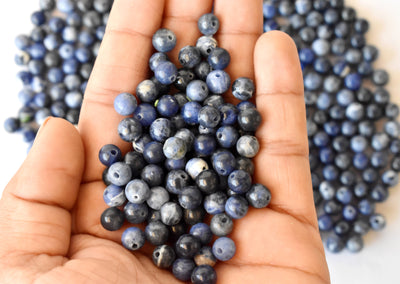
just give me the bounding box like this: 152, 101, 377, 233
113, 172, 120, 178
217, 248, 222, 254
111, 150, 117, 155
221, 217, 227, 223
155, 252, 160, 257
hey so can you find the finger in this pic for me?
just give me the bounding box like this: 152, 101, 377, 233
161, 0, 214, 64
0, 118, 84, 256
214, 0, 263, 102
79, 0, 165, 183
252, 31, 317, 227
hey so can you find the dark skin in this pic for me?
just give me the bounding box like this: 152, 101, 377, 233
0, 0, 330, 283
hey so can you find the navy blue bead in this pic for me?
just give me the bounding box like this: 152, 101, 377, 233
369, 213, 386, 231
204, 191, 227, 215
121, 227, 146, 251
212, 237, 236, 261
228, 170, 252, 194
155, 61, 178, 85
166, 170, 191, 195
133, 103, 157, 127
175, 234, 201, 259
149, 52, 169, 72
62, 58, 80, 74
150, 118, 174, 143
156, 95, 179, 117
191, 265, 217, 284
194, 135, 217, 157
264, 19, 279, 32
335, 186, 352, 204
198, 13, 220, 36
225, 195, 248, 219
206, 70, 231, 94
4, 117, 20, 133
208, 47, 230, 70
100, 207, 124, 231
212, 150, 236, 176
179, 45, 201, 69
181, 101, 202, 125
216, 126, 239, 148
304, 71, 322, 91
325, 235, 345, 253
141, 164, 164, 187
143, 141, 165, 164
103, 184, 126, 207
344, 73, 362, 91
124, 202, 149, 224
238, 108, 261, 132
218, 103, 238, 126
114, 92, 138, 116
118, 117, 142, 142
263, 1, 276, 19
172, 258, 196, 281
99, 144, 122, 167
190, 223, 213, 245
318, 214, 333, 231
179, 186, 203, 210
152, 28, 177, 52
342, 204, 358, 222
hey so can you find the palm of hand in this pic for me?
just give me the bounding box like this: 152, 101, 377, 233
0, 1, 329, 283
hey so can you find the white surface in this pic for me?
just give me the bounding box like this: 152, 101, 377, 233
0, 1, 400, 283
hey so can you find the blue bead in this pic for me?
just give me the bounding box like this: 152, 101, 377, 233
325, 235, 345, 253
246, 184, 271, 208
47, 68, 65, 84
350, 135, 368, 153
50, 101, 68, 118
143, 141, 165, 164
216, 125, 239, 148
181, 101, 202, 125
156, 95, 179, 117
304, 71, 322, 91
263, 19, 279, 32
212, 150, 236, 176
203, 191, 227, 215
17, 71, 33, 85
263, 1, 276, 19
57, 0, 75, 13
4, 117, 20, 133
18, 89, 35, 106
178, 45, 201, 69
146, 222, 170, 246
370, 184, 388, 202
179, 186, 203, 210
319, 181, 335, 201
319, 147, 334, 164
318, 214, 333, 231
342, 204, 358, 221
31, 10, 46, 26
206, 70, 231, 94
358, 199, 375, 216
322, 165, 339, 181
190, 223, 213, 245
212, 237, 236, 261
208, 47, 230, 70
193, 135, 217, 157
107, 161, 132, 186
313, 57, 331, 74
218, 103, 238, 126
172, 258, 196, 282
146, 186, 169, 211
382, 170, 399, 186
62, 26, 79, 43
121, 227, 146, 251
124, 202, 149, 224
75, 47, 92, 63
198, 13, 220, 36
114, 92, 138, 116
100, 207, 124, 231
118, 117, 142, 142
141, 164, 164, 187
103, 184, 126, 207
344, 73, 362, 91
191, 265, 217, 284
369, 213, 386, 231
28, 43, 46, 60
150, 118, 174, 143
335, 186, 352, 204
225, 195, 248, 219
198, 106, 220, 128
152, 28, 177, 52
48, 17, 66, 33
59, 43, 76, 60
67, 12, 83, 27
133, 103, 157, 127
354, 220, 370, 235
99, 144, 122, 167
228, 170, 252, 194
186, 80, 209, 102
14, 34, 31, 50
323, 121, 340, 136
346, 235, 363, 253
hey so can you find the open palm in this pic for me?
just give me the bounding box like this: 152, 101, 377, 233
0, 0, 330, 283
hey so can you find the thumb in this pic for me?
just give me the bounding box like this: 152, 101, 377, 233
0, 117, 84, 257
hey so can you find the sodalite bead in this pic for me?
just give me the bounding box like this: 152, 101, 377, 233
191, 265, 217, 284
103, 184, 126, 207
369, 213, 386, 231
175, 128, 195, 151
194, 61, 213, 81
325, 235, 345, 253
236, 135, 260, 158
219, 103, 238, 126
194, 246, 217, 267
346, 235, 363, 253
172, 258, 196, 281
145, 186, 169, 210
152, 245, 176, 269
238, 108, 261, 132
150, 118, 174, 143
114, 92, 137, 116
141, 164, 164, 187
204, 191, 227, 215
155, 61, 178, 85
198, 13, 220, 36
195, 170, 219, 194
216, 126, 239, 148
181, 101, 202, 125
196, 36, 217, 57
133, 103, 157, 127
212, 150, 236, 176
208, 47, 230, 70
212, 237, 236, 261
145, 221, 170, 246
124, 202, 149, 224
125, 179, 150, 204
198, 106, 220, 128
246, 184, 272, 208
179, 186, 203, 210
184, 207, 206, 225
231, 77, 255, 101
194, 135, 217, 157
163, 137, 187, 160
107, 162, 132, 186
186, 80, 209, 102
185, 158, 209, 180
100, 207, 125, 231
179, 45, 201, 69
118, 117, 142, 142
152, 28, 177, 52
174, 68, 195, 91
121, 227, 146, 251
65, 91, 83, 109
228, 170, 252, 194
210, 213, 233, 237
206, 70, 231, 94
225, 195, 249, 219
160, 202, 183, 226
136, 79, 159, 103
190, 223, 213, 245
382, 170, 399, 186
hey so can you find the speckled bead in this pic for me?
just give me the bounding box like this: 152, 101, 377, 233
121, 227, 146, 251
184, 207, 206, 225
196, 36, 218, 57
185, 157, 209, 180
179, 45, 201, 69
118, 117, 142, 142
172, 258, 196, 282
178, 186, 203, 210
98, 144, 122, 167
152, 245, 176, 269
141, 164, 164, 186
194, 246, 217, 267
175, 234, 202, 259
107, 161, 132, 186
225, 195, 249, 219
100, 207, 124, 231
191, 265, 217, 284
160, 202, 183, 226
236, 135, 260, 158
246, 183, 272, 208
206, 70, 231, 94
152, 28, 177, 52
212, 150, 236, 176
124, 202, 149, 224
228, 170, 252, 194
103, 184, 126, 207
212, 237, 236, 261
145, 220, 170, 246
195, 169, 219, 194
210, 212, 233, 237
198, 13, 220, 36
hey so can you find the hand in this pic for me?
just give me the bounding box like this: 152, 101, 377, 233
0, 0, 330, 283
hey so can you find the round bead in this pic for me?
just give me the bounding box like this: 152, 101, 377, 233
210, 213, 233, 237
246, 184, 272, 208
194, 246, 217, 267
145, 221, 170, 246
107, 162, 132, 186
152, 28, 177, 52
100, 207, 124, 231
124, 202, 149, 224
212, 237, 236, 261
118, 117, 142, 142
191, 265, 217, 284
185, 158, 209, 180
152, 245, 176, 269
225, 195, 249, 219
103, 184, 126, 207
190, 223, 213, 245
160, 202, 183, 226
125, 179, 150, 204
236, 135, 260, 158
147, 186, 169, 210
172, 258, 196, 282
198, 13, 220, 35
121, 227, 146, 251
175, 234, 202, 259
206, 70, 231, 94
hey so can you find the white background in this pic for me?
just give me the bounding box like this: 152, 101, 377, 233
0, 1, 399, 283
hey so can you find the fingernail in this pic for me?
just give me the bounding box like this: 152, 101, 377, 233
35, 117, 52, 139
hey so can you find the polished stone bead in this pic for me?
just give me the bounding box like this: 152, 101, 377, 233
194, 246, 217, 267
163, 137, 187, 160
194, 134, 217, 157
198, 105, 221, 128
125, 179, 150, 204
175, 234, 202, 259
190, 223, 213, 245
155, 61, 178, 85
325, 235, 345, 253
100, 207, 124, 231
246, 183, 272, 208
172, 258, 196, 282
238, 108, 261, 132
212, 237, 236, 261
196, 36, 217, 57
191, 265, 217, 284
152, 28, 177, 52
124, 202, 149, 224
121, 227, 146, 251
183, 207, 206, 225
206, 70, 231, 94
185, 158, 209, 180
152, 245, 176, 269
212, 150, 236, 176
225, 195, 248, 219
160, 202, 183, 226
107, 161, 132, 186
166, 170, 190, 195
145, 220, 169, 246
346, 235, 363, 253
219, 103, 238, 126
236, 135, 260, 158
103, 184, 126, 207
195, 169, 219, 194
114, 92, 137, 116
118, 117, 142, 142
181, 101, 202, 125
141, 164, 164, 187
179, 186, 203, 210
210, 212, 233, 237
179, 45, 201, 69
198, 13, 220, 36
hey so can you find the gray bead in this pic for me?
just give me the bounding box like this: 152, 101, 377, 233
124, 202, 149, 224
107, 162, 132, 186
147, 186, 169, 210
93, 0, 113, 13
160, 202, 183, 226
236, 135, 260, 158
153, 245, 176, 269
196, 36, 217, 57
346, 102, 364, 121
246, 184, 272, 208
232, 77, 255, 101
312, 39, 330, 57
136, 79, 159, 103
39, 0, 55, 10
372, 69, 389, 86
198, 13, 220, 36
346, 235, 363, 253
185, 158, 209, 180
319, 181, 335, 200
145, 220, 170, 246
210, 213, 233, 237
83, 10, 102, 28
125, 179, 150, 204
178, 186, 203, 210
194, 246, 217, 267
174, 128, 195, 151
323, 75, 341, 93
163, 137, 187, 160
152, 28, 177, 52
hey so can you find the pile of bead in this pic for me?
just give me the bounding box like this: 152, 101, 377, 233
4, 0, 113, 144
99, 12, 271, 284
263, 0, 399, 253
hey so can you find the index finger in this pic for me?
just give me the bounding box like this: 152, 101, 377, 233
78, 0, 165, 182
